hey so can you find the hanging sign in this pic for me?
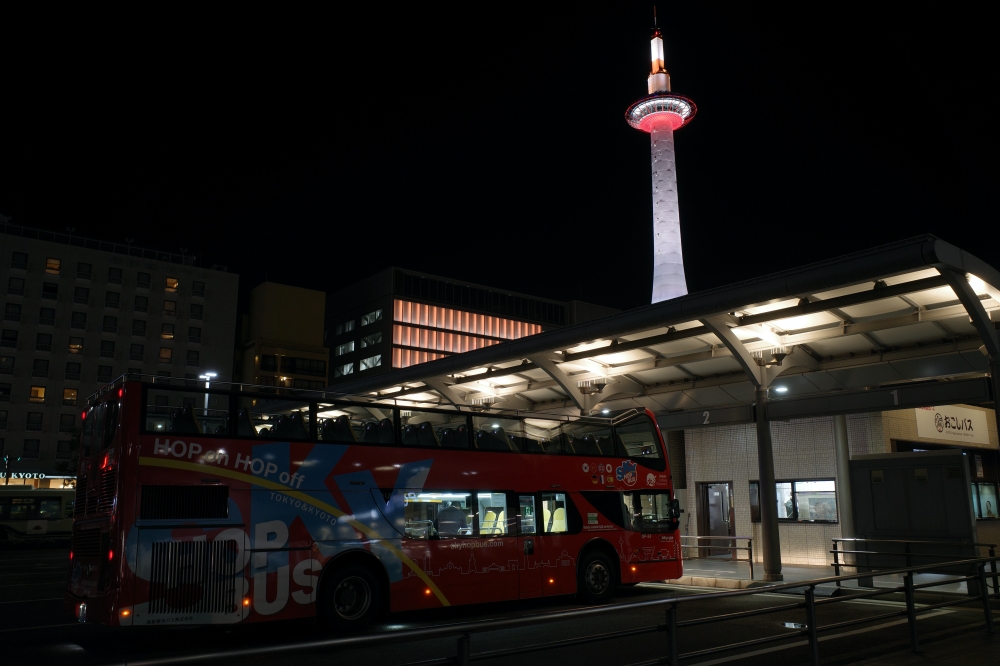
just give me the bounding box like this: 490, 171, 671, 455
914, 406, 990, 445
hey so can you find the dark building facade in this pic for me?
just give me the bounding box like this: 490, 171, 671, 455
325, 268, 617, 386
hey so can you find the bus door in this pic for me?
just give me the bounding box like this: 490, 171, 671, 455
515, 494, 542, 599
536, 492, 576, 597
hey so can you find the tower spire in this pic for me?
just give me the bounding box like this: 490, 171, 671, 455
624, 10, 697, 304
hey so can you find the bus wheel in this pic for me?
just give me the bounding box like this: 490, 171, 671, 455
321, 564, 382, 629
578, 551, 616, 604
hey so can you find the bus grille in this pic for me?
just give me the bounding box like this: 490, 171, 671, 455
75, 476, 88, 517
148, 540, 239, 615
99, 467, 117, 513
72, 529, 103, 558
98, 532, 111, 591
140, 486, 229, 520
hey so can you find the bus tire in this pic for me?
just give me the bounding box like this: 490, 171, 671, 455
320, 564, 382, 629
578, 550, 616, 604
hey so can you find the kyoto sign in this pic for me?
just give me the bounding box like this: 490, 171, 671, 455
914, 405, 990, 446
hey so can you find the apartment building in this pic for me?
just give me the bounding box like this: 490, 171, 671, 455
0, 223, 238, 482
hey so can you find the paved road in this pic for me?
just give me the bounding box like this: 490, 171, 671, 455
2, 546, 997, 665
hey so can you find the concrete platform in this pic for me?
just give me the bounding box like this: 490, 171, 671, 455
672, 558, 979, 595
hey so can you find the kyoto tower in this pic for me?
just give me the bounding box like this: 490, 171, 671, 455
625, 16, 697, 303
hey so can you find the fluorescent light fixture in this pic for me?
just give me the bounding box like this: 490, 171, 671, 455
774, 386, 788, 393
602, 409, 610, 414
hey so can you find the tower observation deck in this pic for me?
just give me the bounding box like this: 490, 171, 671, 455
625, 22, 697, 304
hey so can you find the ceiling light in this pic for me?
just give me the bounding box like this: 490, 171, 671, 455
774, 387, 788, 393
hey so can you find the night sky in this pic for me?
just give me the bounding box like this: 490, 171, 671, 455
2, 6, 996, 313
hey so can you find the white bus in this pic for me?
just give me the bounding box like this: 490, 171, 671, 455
0, 487, 74, 540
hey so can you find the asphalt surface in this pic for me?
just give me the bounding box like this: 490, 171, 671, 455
2, 545, 998, 665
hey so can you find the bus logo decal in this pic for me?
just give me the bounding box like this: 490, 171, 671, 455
616, 460, 637, 487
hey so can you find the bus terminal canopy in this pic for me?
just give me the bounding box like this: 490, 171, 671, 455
331, 236, 1000, 430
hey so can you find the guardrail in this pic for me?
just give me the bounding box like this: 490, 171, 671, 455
126, 556, 998, 666
680, 535, 754, 581
832, 537, 999, 592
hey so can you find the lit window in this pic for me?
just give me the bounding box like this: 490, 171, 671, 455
161, 324, 174, 340
336, 320, 355, 335
750, 479, 838, 523
359, 354, 381, 371
360, 332, 382, 348
159, 347, 173, 363
334, 362, 353, 378
335, 341, 354, 356
29, 386, 46, 404
361, 309, 382, 326
45, 258, 61, 274
166, 277, 179, 293
68, 337, 83, 354
63, 388, 78, 406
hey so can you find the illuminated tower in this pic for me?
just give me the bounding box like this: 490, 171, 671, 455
625, 19, 696, 303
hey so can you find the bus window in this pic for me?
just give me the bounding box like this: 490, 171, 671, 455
88, 403, 106, 455
518, 495, 537, 534
402, 491, 473, 538
102, 398, 120, 449
614, 415, 665, 470
9, 498, 35, 520
471, 416, 522, 452
628, 491, 678, 533
317, 405, 394, 445
541, 493, 569, 533
560, 422, 613, 456
240, 396, 311, 440
523, 418, 560, 454
81, 405, 96, 457
477, 492, 508, 535
400, 410, 468, 449
37, 498, 62, 519
146, 389, 230, 436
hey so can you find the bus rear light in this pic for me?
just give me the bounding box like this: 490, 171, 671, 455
120, 609, 130, 617
108, 549, 114, 561
69, 551, 74, 560
631, 566, 637, 572
548, 578, 554, 584
81, 411, 87, 420
424, 588, 432, 596
243, 598, 250, 607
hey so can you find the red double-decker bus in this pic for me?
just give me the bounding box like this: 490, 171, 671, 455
67, 377, 681, 627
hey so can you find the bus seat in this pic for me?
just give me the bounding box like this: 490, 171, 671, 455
440, 428, 461, 449
520, 437, 544, 454
482, 510, 497, 534
543, 507, 552, 532
236, 408, 256, 437
402, 424, 420, 446
378, 418, 395, 444
362, 421, 380, 443
575, 435, 602, 455
475, 428, 509, 451
417, 422, 441, 447
330, 415, 355, 442
168, 404, 201, 435
552, 507, 567, 532
496, 510, 506, 533
274, 413, 308, 440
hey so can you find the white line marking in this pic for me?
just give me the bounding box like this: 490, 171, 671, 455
690, 611, 950, 665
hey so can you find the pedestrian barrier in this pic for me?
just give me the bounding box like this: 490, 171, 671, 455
126, 556, 999, 666
680, 534, 754, 581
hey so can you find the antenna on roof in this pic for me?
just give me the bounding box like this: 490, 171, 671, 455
653, 5, 657, 28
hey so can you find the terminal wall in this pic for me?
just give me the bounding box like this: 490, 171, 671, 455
682, 413, 885, 567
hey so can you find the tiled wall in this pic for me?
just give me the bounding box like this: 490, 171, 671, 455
681, 407, 1000, 566
683, 416, 854, 566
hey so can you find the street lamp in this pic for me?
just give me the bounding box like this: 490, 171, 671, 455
199, 372, 217, 417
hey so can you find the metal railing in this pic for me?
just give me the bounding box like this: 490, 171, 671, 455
126, 555, 998, 666
680, 535, 754, 581
832, 537, 999, 592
